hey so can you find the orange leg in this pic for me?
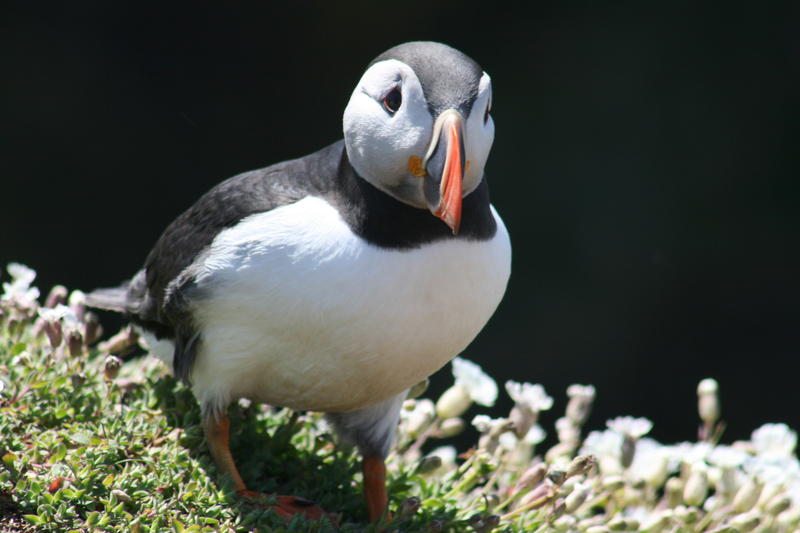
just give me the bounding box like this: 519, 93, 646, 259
362, 455, 390, 522
202, 414, 330, 522
203, 414, 247, 492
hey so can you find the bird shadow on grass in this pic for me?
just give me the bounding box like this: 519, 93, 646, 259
148, 374, 372, 532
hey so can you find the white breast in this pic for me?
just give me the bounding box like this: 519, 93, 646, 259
184, 196, 511, 415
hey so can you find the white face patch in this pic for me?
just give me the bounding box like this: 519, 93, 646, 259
462, 73, 494, 197
343, 60, 496, 209
343, 60, 432, 208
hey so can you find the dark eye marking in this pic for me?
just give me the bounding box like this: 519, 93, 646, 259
382, 87, 402, 115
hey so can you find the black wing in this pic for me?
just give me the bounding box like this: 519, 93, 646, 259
91, 141, 344, 382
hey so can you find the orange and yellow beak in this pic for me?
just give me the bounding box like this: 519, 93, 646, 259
423, 109, 466, 234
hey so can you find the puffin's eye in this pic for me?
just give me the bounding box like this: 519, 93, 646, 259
382, 87, 402, 115
484, 100, 491, 124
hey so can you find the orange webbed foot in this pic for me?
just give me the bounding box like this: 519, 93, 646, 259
237, 490, 336, 524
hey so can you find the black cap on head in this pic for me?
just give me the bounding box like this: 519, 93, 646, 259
370, 41, 484, 116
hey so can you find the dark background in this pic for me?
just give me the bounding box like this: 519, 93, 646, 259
3, 2, 799, 445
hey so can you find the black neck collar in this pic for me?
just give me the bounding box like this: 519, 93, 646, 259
328, 145, 497, 249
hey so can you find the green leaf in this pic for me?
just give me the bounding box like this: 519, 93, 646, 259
69, 432, 91, 445
23, 514, 44, 525
11, 342, 27, 355
50, 443, 67, 463
102, 473, 115, 488
2, 452, 17, 470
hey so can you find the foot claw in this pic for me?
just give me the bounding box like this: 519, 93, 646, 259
288, 495, 317, 507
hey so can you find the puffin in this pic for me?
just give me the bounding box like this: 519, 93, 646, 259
87, 41, 511, 523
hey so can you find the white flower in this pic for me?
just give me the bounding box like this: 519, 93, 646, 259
786, 477, 800, 507
567, 384, 596, 400
37, 304, 79, 328
38, 303, 81, 336
697, 378, 719, 395
751, 423, 797, 457
666, 441, 713, 468
697, 378, 720, 424
451, 357, 497, 407
2, 262, 40, 305
566, 384, 596, 425
471, 414, 506, 433
708, 444, 749, 469
500, 425, 546, 467
684, 463, 710, 506
743, 453, 800, 486
580, 429, 623, 475
629, 438, 670, 487
564, 480, 592, 512
505, 381, 553, 412
705, 445, 749, 497
68, 289, 86, 307
427, 446, 458, 474
7, 263, 36, 288
498, 431, 518, 452
399, 399, 436, 439
473, 414, 514, 455
38, 304, 70, 321
555, 417, 581, 445
607, 416, 653, 439
582, 429, 623, 458
429, 445, 457, 464
621, 505, 652, 526
524, 424, 546, 445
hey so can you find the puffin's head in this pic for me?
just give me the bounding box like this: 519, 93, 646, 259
343, 41, 494, 234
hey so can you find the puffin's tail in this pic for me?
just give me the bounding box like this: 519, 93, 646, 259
85, 270, 145, 314
85, 285, 130, 313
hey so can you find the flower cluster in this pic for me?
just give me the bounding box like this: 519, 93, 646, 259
392, 353, 800, 531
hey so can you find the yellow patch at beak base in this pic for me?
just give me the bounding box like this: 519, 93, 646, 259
407, 155, 427, 178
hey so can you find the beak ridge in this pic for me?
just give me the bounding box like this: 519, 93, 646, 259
423, 110, 465, 234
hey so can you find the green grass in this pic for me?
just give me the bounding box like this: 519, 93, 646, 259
0, 315, 468, 532
2, 267, 800, 532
